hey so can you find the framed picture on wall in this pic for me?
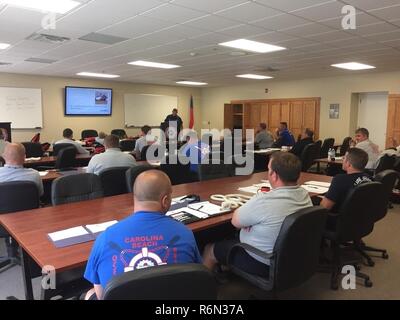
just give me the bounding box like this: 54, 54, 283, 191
329, 104, 340, 119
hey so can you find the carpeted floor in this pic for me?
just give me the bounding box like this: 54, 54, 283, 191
1, 204, 399, 300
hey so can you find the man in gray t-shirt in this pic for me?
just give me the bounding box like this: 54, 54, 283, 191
255, 123, 274, 149
203, 152, 312, 276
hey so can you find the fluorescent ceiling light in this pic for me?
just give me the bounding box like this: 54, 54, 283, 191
236, 74, 274, 80
331, 62, 376, 71
0, 0, 80, 14
128, 60, 181, 69
77, 72, 120, 79
0, 43, 10, 50
219, 39, 286, 53
176, 81, 208, 86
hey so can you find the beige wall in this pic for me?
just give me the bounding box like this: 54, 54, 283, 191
0, 73, 201, 143
200, 71, 400, 143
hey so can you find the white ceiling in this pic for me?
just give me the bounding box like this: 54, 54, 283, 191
0, 0, 399, 87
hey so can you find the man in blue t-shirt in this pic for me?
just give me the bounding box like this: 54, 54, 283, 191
274, 122, 295, 147
84, 170, 202, 300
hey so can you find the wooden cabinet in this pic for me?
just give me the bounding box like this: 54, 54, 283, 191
386, 95, 400, 148
225, 98, 320, 139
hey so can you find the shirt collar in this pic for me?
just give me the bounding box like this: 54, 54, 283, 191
4, 164, 23, 169
105, 148, 121, 152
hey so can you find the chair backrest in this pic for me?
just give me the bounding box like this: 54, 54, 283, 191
126, 165, 154, 192
300, 143, 319, 172
53, 143, 74, 156
339, 137, 352, 156
271, 206, 327, 291
375, 154, 397, 175
111, 129, 127, 139
197, 163, 233, 181
22, 142, 44, 158
55, 146, 76, 170
373, 170, 399, 220
160, 161, 193, 185
336, 182, 385, 242
140, 145, 160, 161
0, 156, 5, 167
119, 139, 136, 152
103, 264, 217, 300
81, 130, 98, 139
320, 138, 335, 158
99, 166, 131, 197
0, 181, 40, 214
51, 173, 103, 205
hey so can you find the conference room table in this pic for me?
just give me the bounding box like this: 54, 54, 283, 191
314, 157, 344, 172
0, 171, 332, 300
24, 154, 93, 168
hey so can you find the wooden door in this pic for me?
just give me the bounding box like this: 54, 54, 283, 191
248, 103, 261, 132
224, 104, 233, 130
303, 100, 317, 132
269, 102, 281, 133
260, 103, 269, 126
243, 103, 251, 136
290, 101, 304, 140
386, 95, 400, 148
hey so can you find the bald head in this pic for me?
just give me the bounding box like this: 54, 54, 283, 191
133, 170, 172, 213
3, 143, 26, 166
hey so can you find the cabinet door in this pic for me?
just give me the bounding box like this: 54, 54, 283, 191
290, 101, 304, 140
281, 102, 290, 125
243, 103, 252, 136
249, 103, 261, 132
224, 104, 233, 130
303, 100, 317, 133
260, 103, 269, 126
269, 102, 281, 132
386, 96, 400, 148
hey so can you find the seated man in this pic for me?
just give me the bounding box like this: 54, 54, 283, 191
84, 170, 202, 300
180, 130, 210, 173
95, 132, 107, 146
55, 128, 90, 155
318, 148, 372, 214
87, 134, 136, 175
133, 125, 153, 159
0, 128, 8, 156
351, 128, 379, 170
203, 152, 312, 276
0, 143, 43, 196
255, 123, 274, 149
274, 122, 295, 148
290, 128, 314, 157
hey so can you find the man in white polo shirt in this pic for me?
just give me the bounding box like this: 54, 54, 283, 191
55, 128, 90, 155
87, 134, 136, 175
0, 143, 43, 196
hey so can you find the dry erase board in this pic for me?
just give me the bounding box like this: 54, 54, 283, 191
0, 87, 43, 129
124, 93, 178, 127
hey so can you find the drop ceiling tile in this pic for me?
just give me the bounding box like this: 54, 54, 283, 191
141, 3, 207, 23
368, 4, 400, 22
254, 0, 334, 12
38, 40, 108, 60
183, 14, 241, 31
347, 22, 400, 36
250, 31, 296, 44
319, 12, 383, 29
217, 24, 269, 38
305, 30, 355, 42
364, 30, 400, 42
342, 0, 400, 11
215, 2, 282, 23
252, 14, 311, 31
169, 0, 249, 14
282, 23, 335, 36
291, 1, 350, 21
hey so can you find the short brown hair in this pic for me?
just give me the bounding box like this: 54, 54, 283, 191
141, 125, 151, 135
260, 123, 267, 130
104, 134, 120, 148
355, 128, 369, 138
270, 151, 301, 183
305, 128, 314, 139
345, 148, 368, 170
63, 128, 73, 138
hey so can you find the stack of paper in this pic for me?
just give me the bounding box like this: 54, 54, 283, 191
26, 157, 41, 161
188, 201, 231, 216
301, 185, 329, 194
39, 171, 49, 177
304, 181, 331, 188
85, 220, 118, 234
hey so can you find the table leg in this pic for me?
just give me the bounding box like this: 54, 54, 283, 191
20, 247, 34, 300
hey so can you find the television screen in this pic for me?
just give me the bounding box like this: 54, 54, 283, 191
65, 86, 112, 116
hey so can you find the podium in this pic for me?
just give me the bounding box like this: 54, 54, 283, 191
0, 122, 11, 142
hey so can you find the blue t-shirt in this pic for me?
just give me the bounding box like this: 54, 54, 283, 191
280, 129, 295, 147
181, 141, 210, 172
84, 211, 202, 289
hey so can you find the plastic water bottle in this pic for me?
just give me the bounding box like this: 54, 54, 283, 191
328, 148, 335, 161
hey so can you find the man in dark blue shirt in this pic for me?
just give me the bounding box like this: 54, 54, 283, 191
274, 122, 295, 147
84, 170, 202, 299
290, 128, 314, 157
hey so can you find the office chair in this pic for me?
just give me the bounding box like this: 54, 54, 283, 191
0, 156, 4, 167
81, 130, 98, 139
323, 182, 385, 290
39, 146, 77, 171
99, 166, 131, 197
0, 181, 40, 273
374, 154, 397, 175
339, 137, 352, 156
320, 138, 335, 158
300, 143, 319, 172
197, 163, 233, 181
53, 143, 75, 156
22, 142, 44, 158
125, 165, 154, 193
119, 139, 136, 152
111, 129, 127, 139
103, 264, 217, 300
226, 207, 327, 298
51, 173, 103, 206
160, 158, 194, 185
140, 144, 160, 161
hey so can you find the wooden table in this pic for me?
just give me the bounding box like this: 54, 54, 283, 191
24, 154, 93, 168
0, 172, 331, 300
315, 157, 344, 172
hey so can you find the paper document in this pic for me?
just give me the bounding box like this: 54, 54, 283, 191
304, 181, 331, 188
301, 185, 329, 194
85, 220, 118, 234
48, 226, 89, 242
188, 201, 230, 216
26, 157, 41, 161
39, 171, 49, 177
167, 207, 208, 219
254, 181, 272, 188
238, 186, 259, 194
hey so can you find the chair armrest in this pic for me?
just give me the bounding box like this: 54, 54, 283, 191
228, 242, 275, 262
327, 212, 339, 218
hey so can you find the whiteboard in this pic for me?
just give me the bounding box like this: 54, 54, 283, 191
124, 94, 178, 127
0, 87, 43, 128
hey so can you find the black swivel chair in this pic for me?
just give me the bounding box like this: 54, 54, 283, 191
103, 264, 217, 300
140, 145, 160, 161
21, 142, 43, 158
0, 156, 4, 167
81, 130, 98, 139
320, 138, 335, 158
99, 167, 131, 197
111, 129, 127, 139
39, 146, 77, 171
119, 139, 136, 152
197, 163, 233, 181
51, 173, 103, 206
300, 143, 320, 172
0, 181, 40, 273
125, 165, 154, 193
374, 154, 397, 175
53, 143, 75, 156
226, 207, 327, 298
339, 137, 352, 156
323, 182, 386, 290
160, 160, 194, 185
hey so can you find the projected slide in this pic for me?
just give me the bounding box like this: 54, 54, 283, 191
65, 87, 112, 116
